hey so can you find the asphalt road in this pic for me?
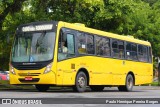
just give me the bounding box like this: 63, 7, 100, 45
0, 86, 160, 107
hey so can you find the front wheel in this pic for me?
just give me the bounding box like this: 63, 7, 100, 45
73, 72, 87, 92
35, 85, 50, 92
118, 74, 134, 92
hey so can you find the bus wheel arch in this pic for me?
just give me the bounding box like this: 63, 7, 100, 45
127, 71, 135, 86
73, 68, 89, 92
76, 68, 90, 86
118, 71, 135, 92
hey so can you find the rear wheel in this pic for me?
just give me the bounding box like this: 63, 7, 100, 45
118, 74, 134, 92
35, 85, 50, 92
90, 85, 104, 91
0, 77, 2, 80
73, 71, 87, 92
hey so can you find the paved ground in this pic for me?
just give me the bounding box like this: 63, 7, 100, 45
0, 86, 160, 107
0, 86, 160, 98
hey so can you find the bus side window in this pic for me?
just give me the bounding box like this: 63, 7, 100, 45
131, 44, 138, 60
86, 34, 95, 54
148, 47, 152, 63
66, 33, 75, 57
103, 37, 110, 57
118, 41, 124, 59
126, 42, 138, 61
138, 45, 148, 62
112, 39, 124, 59
96, 36, 110, 57
58, 29, 75, 61
96, 36, 101, 55
58, 30, 68, 61
77, 32, 86, 54
112, 39, 119, 58
126, 42, 131, 60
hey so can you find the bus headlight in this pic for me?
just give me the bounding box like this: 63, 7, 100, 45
44, 63, 52, 74
10, 64, 16, 75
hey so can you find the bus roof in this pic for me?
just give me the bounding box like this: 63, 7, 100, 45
16, 21, 151, 46
59, 21, 151, 46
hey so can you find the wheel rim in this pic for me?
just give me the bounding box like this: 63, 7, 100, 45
78, 76, 85, 88
127, 77, 133, 89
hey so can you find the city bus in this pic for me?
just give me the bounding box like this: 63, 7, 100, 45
9, 21, 153, 92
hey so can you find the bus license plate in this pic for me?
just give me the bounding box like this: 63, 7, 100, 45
25, 77, 32, 80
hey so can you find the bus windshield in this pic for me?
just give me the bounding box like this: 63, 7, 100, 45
11, 31, 55, 62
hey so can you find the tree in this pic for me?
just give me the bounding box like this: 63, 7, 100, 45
0, 0, 27, 31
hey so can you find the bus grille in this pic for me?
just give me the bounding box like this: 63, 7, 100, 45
18, 73, 41, 76
14, 64, 43, 70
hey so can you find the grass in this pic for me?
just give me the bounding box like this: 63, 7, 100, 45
140, 81, 160, 86
151, 81, 159, 86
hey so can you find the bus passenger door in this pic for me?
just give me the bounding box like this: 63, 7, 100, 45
57, 28, 76, 85
111, 40, 126, 85
91, 36, 113, 85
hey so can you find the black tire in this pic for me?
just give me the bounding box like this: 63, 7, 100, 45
0, 77, 2, 80
73, 72, 87, 92
90, 85, 104, 91
118, 86, 125, 91
118, 74, 134, 92
35, 85, 50, 92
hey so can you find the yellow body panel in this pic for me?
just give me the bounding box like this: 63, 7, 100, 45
56, 56, 152, 86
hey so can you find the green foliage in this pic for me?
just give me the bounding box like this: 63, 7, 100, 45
1, 0, 160, 70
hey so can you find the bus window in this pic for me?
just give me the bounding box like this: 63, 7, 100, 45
148, 47, 152, 63
58, 30, 67, 53
126, 42, 137, 60
138, 45, 148, 62
58, 30, 75, 61
103, 38, 110, 56
112, 39, 119, 58
66, 34, 75, 57
86, 34, 95, 54
126, 42, 132, 59
96, 36, 110, 56
118, 41, 124, 59
132, 44, 138, 60
112, 39, 124, 59
96, 36, 101, 55
77, 32, 86, 54
96, 36, 103, 56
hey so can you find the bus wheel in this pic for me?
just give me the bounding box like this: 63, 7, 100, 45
35, 85, 50, 92
90, 85, 104, 91
73, 72, 87, 92
118, 74, 134, 92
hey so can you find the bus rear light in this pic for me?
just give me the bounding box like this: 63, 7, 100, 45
44, 63, 52, 74
10, 64, 16, 75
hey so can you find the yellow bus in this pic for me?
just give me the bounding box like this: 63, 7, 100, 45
9, 21, 153, 92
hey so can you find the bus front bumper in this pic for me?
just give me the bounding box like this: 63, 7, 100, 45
9, 71, 56, 85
